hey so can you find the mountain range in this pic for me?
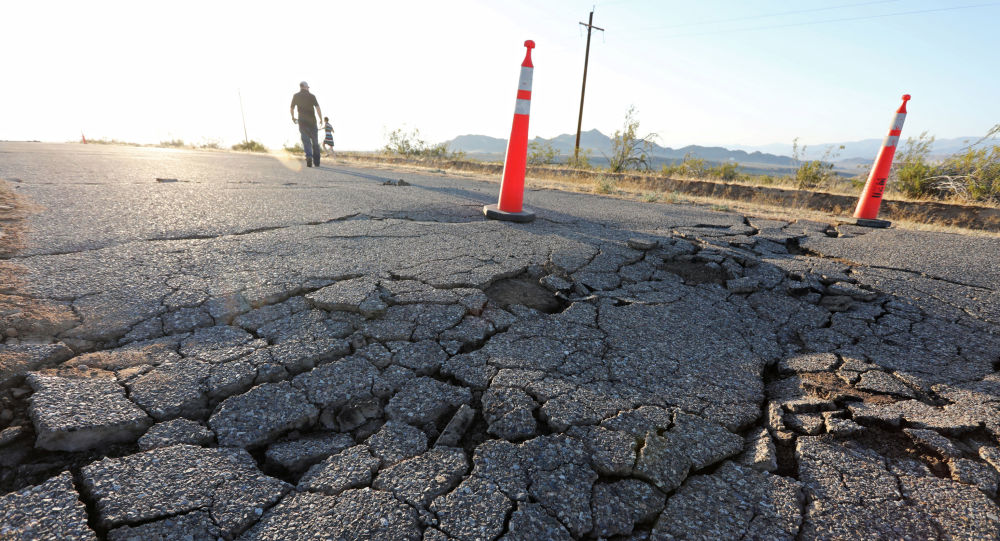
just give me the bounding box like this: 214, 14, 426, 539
446, 129, 984, 169
725, 135, 985, 162
448, 129, 795, 167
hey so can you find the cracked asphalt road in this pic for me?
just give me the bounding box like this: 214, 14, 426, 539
2, 142, 1000, 540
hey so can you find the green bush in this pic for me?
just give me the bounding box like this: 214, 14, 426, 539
283, 142, 305, 154
384, 127, 464, 160
159, 139, 185, 148
232, 140, 268, 152
594, 175, 617, 194
888, 125, 1000, 203
528, 141, 560, 165
792, 138, 843, 189
607, 106, 657, 173
568, 148, 593, 169
934, 135, 1000, 202
85, 138, 139, 146
661, 153, 738, 180
891, 132, 936, 198
711, 162, 741, 181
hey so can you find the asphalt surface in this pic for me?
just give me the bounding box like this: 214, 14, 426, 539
1, 142, 1000, 540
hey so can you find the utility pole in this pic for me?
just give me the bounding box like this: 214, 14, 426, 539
574, 9, 604, 163
238, 89, 249, 145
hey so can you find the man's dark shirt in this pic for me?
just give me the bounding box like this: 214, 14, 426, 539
291, 90, 319, 127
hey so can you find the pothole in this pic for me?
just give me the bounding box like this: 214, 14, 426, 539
485, 278, 568, 314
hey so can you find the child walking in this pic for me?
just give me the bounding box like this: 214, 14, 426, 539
322, 117, 335, 157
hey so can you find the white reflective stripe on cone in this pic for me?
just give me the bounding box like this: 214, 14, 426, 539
518, 67, 533, 91
514, 99, 531, 115
890, 113, 906, 131
885, 135, 900, 147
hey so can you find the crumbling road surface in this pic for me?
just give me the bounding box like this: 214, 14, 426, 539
2, 142, 999, 540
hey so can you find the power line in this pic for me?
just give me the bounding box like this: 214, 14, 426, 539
634, 0, 902, 31
633, 2, 1000, 40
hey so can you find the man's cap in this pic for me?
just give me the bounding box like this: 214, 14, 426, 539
300, 81, 309, 88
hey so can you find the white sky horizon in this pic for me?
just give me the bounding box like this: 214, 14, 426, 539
2, 0, 998, 152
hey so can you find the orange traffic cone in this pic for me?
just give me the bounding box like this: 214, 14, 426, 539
853, 94, 910, 228
485, 40, 536, 223
81, 133, 87, 144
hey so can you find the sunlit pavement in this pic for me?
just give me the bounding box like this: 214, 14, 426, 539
1, 142, 999, 539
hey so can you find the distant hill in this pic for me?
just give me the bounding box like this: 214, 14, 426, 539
447, 130, 991, 176
446, 129, 796, 167
727, 135, 986, 162
447, 134, 507, 155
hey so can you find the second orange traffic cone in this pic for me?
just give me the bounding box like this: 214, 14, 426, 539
484, 40, 536, 223
853, 94, 910, 228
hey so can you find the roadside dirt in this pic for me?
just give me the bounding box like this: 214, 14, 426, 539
0, 180, 75, 344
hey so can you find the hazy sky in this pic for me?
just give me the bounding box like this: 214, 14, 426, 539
2, 0, 998, 151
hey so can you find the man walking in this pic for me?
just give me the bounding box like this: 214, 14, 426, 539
290, 81, 323, 167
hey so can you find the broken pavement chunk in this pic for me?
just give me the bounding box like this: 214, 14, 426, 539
306, 277, 379, 312
298, 445, 379, 496
209, 381, 319, 448
265, 431, 355, 472
80, 444, 290, 533
27, 373, 151, 451
137, 418, 214, 450
0, 471, 96, 540
385, 377, 471, 426
431, 476, 512, 541
372, 447, 469, 509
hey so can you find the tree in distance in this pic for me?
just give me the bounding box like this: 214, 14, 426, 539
606, 105, 658, 173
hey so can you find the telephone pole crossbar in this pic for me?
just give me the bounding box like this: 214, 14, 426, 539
575, 10, 604, 163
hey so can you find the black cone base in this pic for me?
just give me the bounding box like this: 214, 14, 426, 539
483, 204, 535, 223
855, 218, 891, 228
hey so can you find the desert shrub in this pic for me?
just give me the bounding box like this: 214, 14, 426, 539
421, 142, 465, 160
384, 127, 463, 159
711, 161, 742, 181
159, 139, 185, 148
384, 128, 425, 156
85, 138, 139, 146
594, 175, 617, 194
528, 141, 560, 165
792, 138, 843, 189
678, 153, 708, 178
232, 140, 268, 152
661, 153, 735, 180
607, 106, 657, 173
887, 125, 1000, 203
890, 132, 936, 198
931, 128, 1000, 202
283, 142, 305, 154
568, 148, 593, 169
